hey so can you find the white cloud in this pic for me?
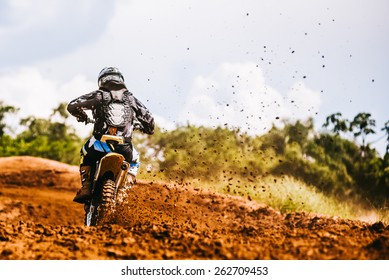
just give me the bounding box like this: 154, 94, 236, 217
284, 82, 322, 120
0, 67, 95, 136
0, 67, 94, 118
5, 0, 60, 26
153, 114, 176, 132
179, 62, 322, 135
0, 0, 114, 66
0, 66, 177, 138
0, 68, 57, 118
0, 63, 322, 140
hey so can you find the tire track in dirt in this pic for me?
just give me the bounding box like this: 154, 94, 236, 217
0, 156, 388, 259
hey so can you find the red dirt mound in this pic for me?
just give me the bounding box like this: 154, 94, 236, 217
0, 156, 79, 190
0, 156, 388, 260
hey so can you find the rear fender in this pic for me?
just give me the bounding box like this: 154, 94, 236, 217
94, 153, 125, 183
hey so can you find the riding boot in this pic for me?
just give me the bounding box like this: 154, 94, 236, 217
126, 173, 136, 185
73, 165, 92, 204
127, 161, 140, 185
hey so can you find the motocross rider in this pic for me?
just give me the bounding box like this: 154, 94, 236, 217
67, 67, 155, 204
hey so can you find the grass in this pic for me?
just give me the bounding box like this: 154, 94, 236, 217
139, 169, 389, 224
210, 175, 389, 224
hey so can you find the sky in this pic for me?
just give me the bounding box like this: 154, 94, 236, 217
0, 0, 388, 155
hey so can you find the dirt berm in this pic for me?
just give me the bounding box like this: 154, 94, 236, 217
0, 156, 388, 260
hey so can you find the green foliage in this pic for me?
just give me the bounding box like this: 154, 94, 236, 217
323, 112, 348, 135
137, 114, 388, 209
0, 102, 83, 165
350, 112, 376, 148
0, 101, 19, 137
137, 125, 271, 181
381, 121, 389, 154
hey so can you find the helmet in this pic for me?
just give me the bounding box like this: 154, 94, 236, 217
98, 67, 125, 88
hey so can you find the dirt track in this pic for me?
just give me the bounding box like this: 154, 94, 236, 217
0, 156, 388, 260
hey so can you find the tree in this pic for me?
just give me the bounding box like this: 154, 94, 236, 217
50, 102, 70, 121
323, 112, 348, 135
16, 105, 82, 164
0, 101, 19, 137
349, 112, 376, 156
284, 118, 314, 151
381, 120, 389, 154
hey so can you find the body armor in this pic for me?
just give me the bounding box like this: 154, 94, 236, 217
101, 89, 133, 129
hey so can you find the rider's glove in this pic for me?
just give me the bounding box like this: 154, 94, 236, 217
76, 116, 87, 123
133, 120, 143, 131
77, 116, 94, 124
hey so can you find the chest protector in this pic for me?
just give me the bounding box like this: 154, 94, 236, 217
101, 90, 133, 128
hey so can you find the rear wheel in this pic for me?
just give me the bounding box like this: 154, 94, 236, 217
97, 178, 116, 225
85, 178, 116, 226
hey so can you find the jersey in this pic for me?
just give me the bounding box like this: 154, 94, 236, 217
67, 88, 154, 143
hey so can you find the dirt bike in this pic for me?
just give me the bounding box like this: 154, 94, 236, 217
84, 133, 132, 226
81, 116, 144, 226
